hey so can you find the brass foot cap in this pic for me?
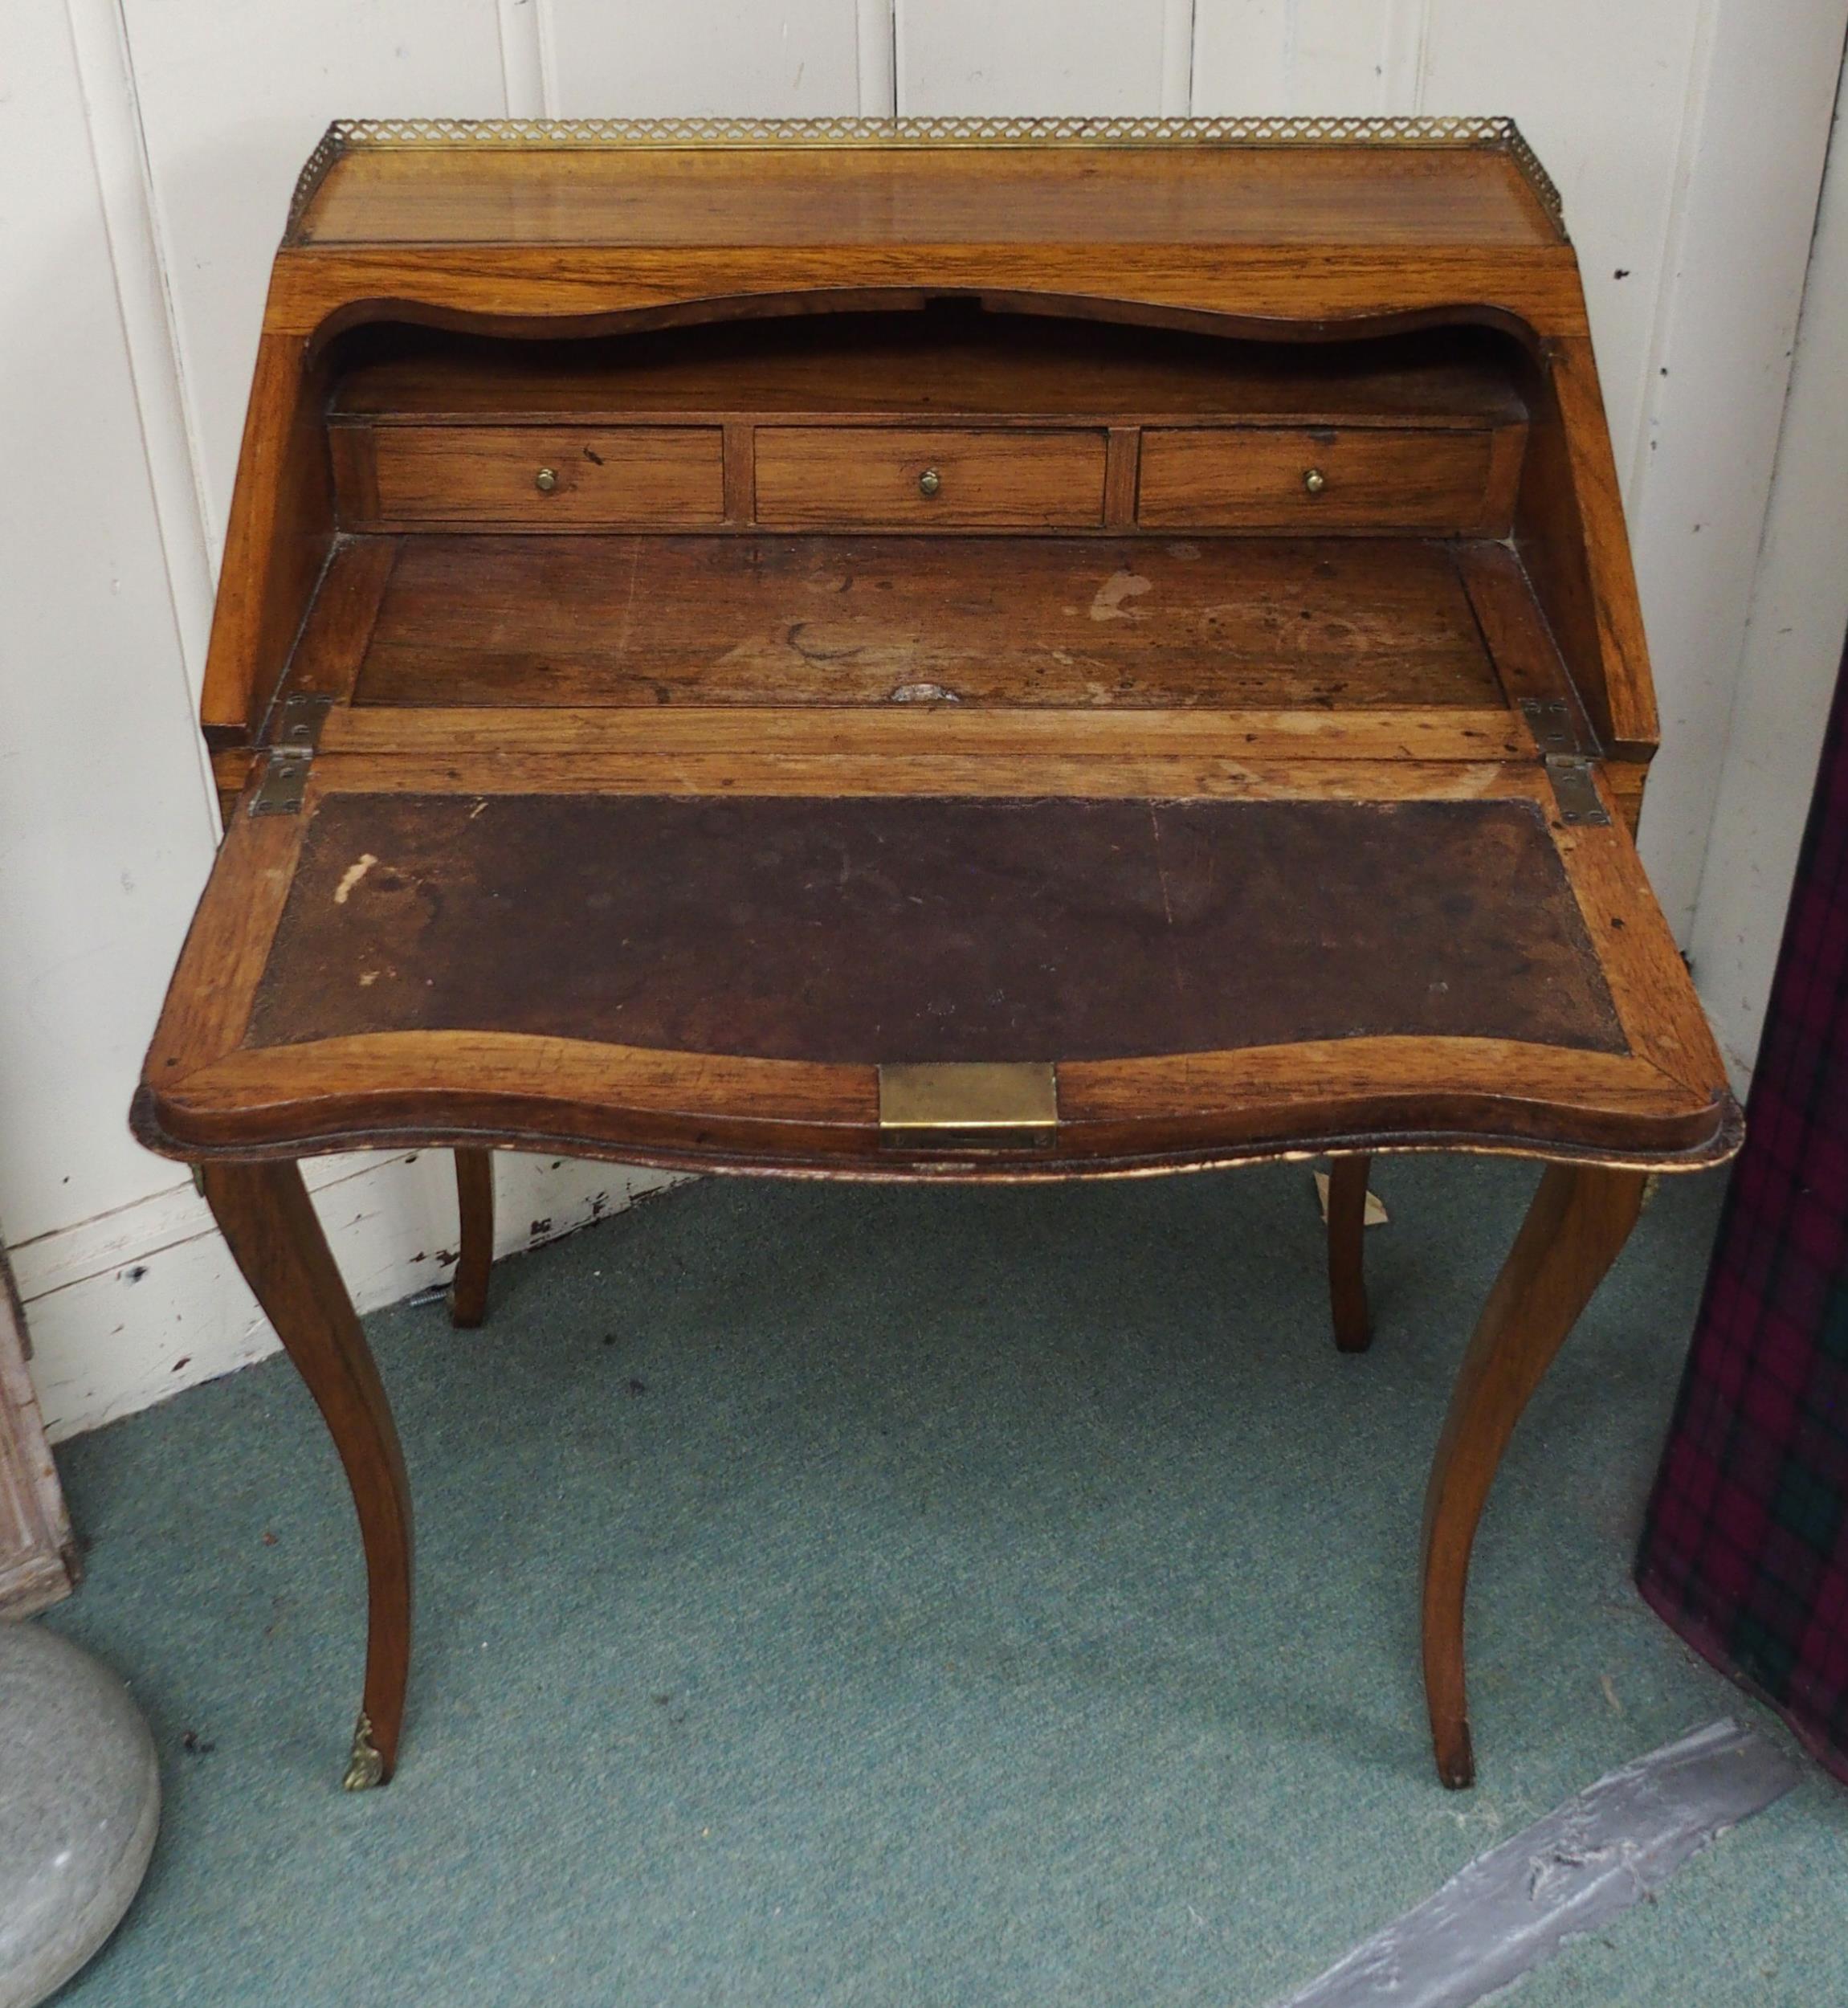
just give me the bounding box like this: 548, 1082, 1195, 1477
341, 1712, 386, 1791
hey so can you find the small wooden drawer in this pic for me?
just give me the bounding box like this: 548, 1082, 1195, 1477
753, 427, 1107, 528
344, 425, 725, 527
1137, 426, 1501, 533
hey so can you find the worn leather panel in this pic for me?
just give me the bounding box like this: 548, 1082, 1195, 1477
247, 794, 1626, 1061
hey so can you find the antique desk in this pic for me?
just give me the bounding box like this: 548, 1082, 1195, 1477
135, 118, 1740, 1793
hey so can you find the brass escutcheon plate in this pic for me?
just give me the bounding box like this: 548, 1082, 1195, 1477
877, 1062, 1058, 1153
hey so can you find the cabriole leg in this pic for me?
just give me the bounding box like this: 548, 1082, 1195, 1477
1327, 1154, 1373, 1353
448, 1148, 495, 1329
1420, 1162, 1646, 1787
201, 1160, 413, 1789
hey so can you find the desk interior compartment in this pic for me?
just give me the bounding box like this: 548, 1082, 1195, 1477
324, 306, 1532, 538
217, 302, 1630, 817
341, 532, 1516, 715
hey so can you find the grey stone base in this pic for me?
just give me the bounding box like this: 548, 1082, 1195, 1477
0, 1622, 159, 2008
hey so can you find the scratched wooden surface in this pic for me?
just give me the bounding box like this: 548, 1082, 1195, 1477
350, 533, 1503, 712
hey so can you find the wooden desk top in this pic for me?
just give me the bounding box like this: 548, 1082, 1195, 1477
290, 118, 1564, 251
254, 120, 1588, 349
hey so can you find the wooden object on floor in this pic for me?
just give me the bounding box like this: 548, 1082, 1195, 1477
0, 1240, 77, 1616
136, 120, 1740, 1790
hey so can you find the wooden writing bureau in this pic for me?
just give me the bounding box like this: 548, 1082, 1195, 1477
135, 119, 1740, 1793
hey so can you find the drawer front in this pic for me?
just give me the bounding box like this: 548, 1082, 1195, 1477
754, 427, 1107, 528
1137, 426, 1498, 532
358, 426, 724, 526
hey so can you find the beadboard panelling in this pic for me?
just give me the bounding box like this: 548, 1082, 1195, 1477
497, 0, 549, 118
64, 0, 218, 708
0, 3, 218, 1246
1685, 51, 1848, 1084
859, 0, 898, 114
1418, 0, 1707, 486
116, 0, 511, 552
542, 0, 864, 116
1192, 2, 1401, 113
896, 0, 1181, 115
1626, 1, 1848, 936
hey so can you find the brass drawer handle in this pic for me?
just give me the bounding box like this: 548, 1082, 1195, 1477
534, 467, 558, 494
1303, 467, 1328, 496
917, 467, 941, 498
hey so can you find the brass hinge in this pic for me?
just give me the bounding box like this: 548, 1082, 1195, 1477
878, 1062, 1058, 1153
250, 694, 332, 816
1544, 753, 1610, 827
1520, 698, 1577, 756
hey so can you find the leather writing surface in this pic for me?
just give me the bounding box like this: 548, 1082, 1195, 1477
247, 794, 1625, 1063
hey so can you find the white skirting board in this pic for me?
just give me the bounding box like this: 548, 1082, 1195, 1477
10, 1153, 686, 1443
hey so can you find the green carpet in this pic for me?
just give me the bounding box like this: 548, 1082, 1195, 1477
37, 1157, 1848, 2006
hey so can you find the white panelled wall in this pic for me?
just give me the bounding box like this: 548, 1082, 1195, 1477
3, 0, 1845, 1439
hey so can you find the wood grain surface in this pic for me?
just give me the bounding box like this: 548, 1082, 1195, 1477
1325, 1154, 1374, 1355
298, 142, 1564, 251
1421, 1162, 1648, 1786
328, 314, 1532, 426
201, 1160, 413, 1786
447, 1149, 493, 1329
350, 533, 1502, 711
1137, 424, 1503, 533
361, 425, 724, 529
754, 426, 1106, 529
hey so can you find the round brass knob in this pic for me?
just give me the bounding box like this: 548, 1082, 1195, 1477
917, 467, 941, 498
534, 467, 558, 495
1303, 467, 1328, 496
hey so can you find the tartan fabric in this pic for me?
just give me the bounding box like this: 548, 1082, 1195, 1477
1637, 647, 1848, 1786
